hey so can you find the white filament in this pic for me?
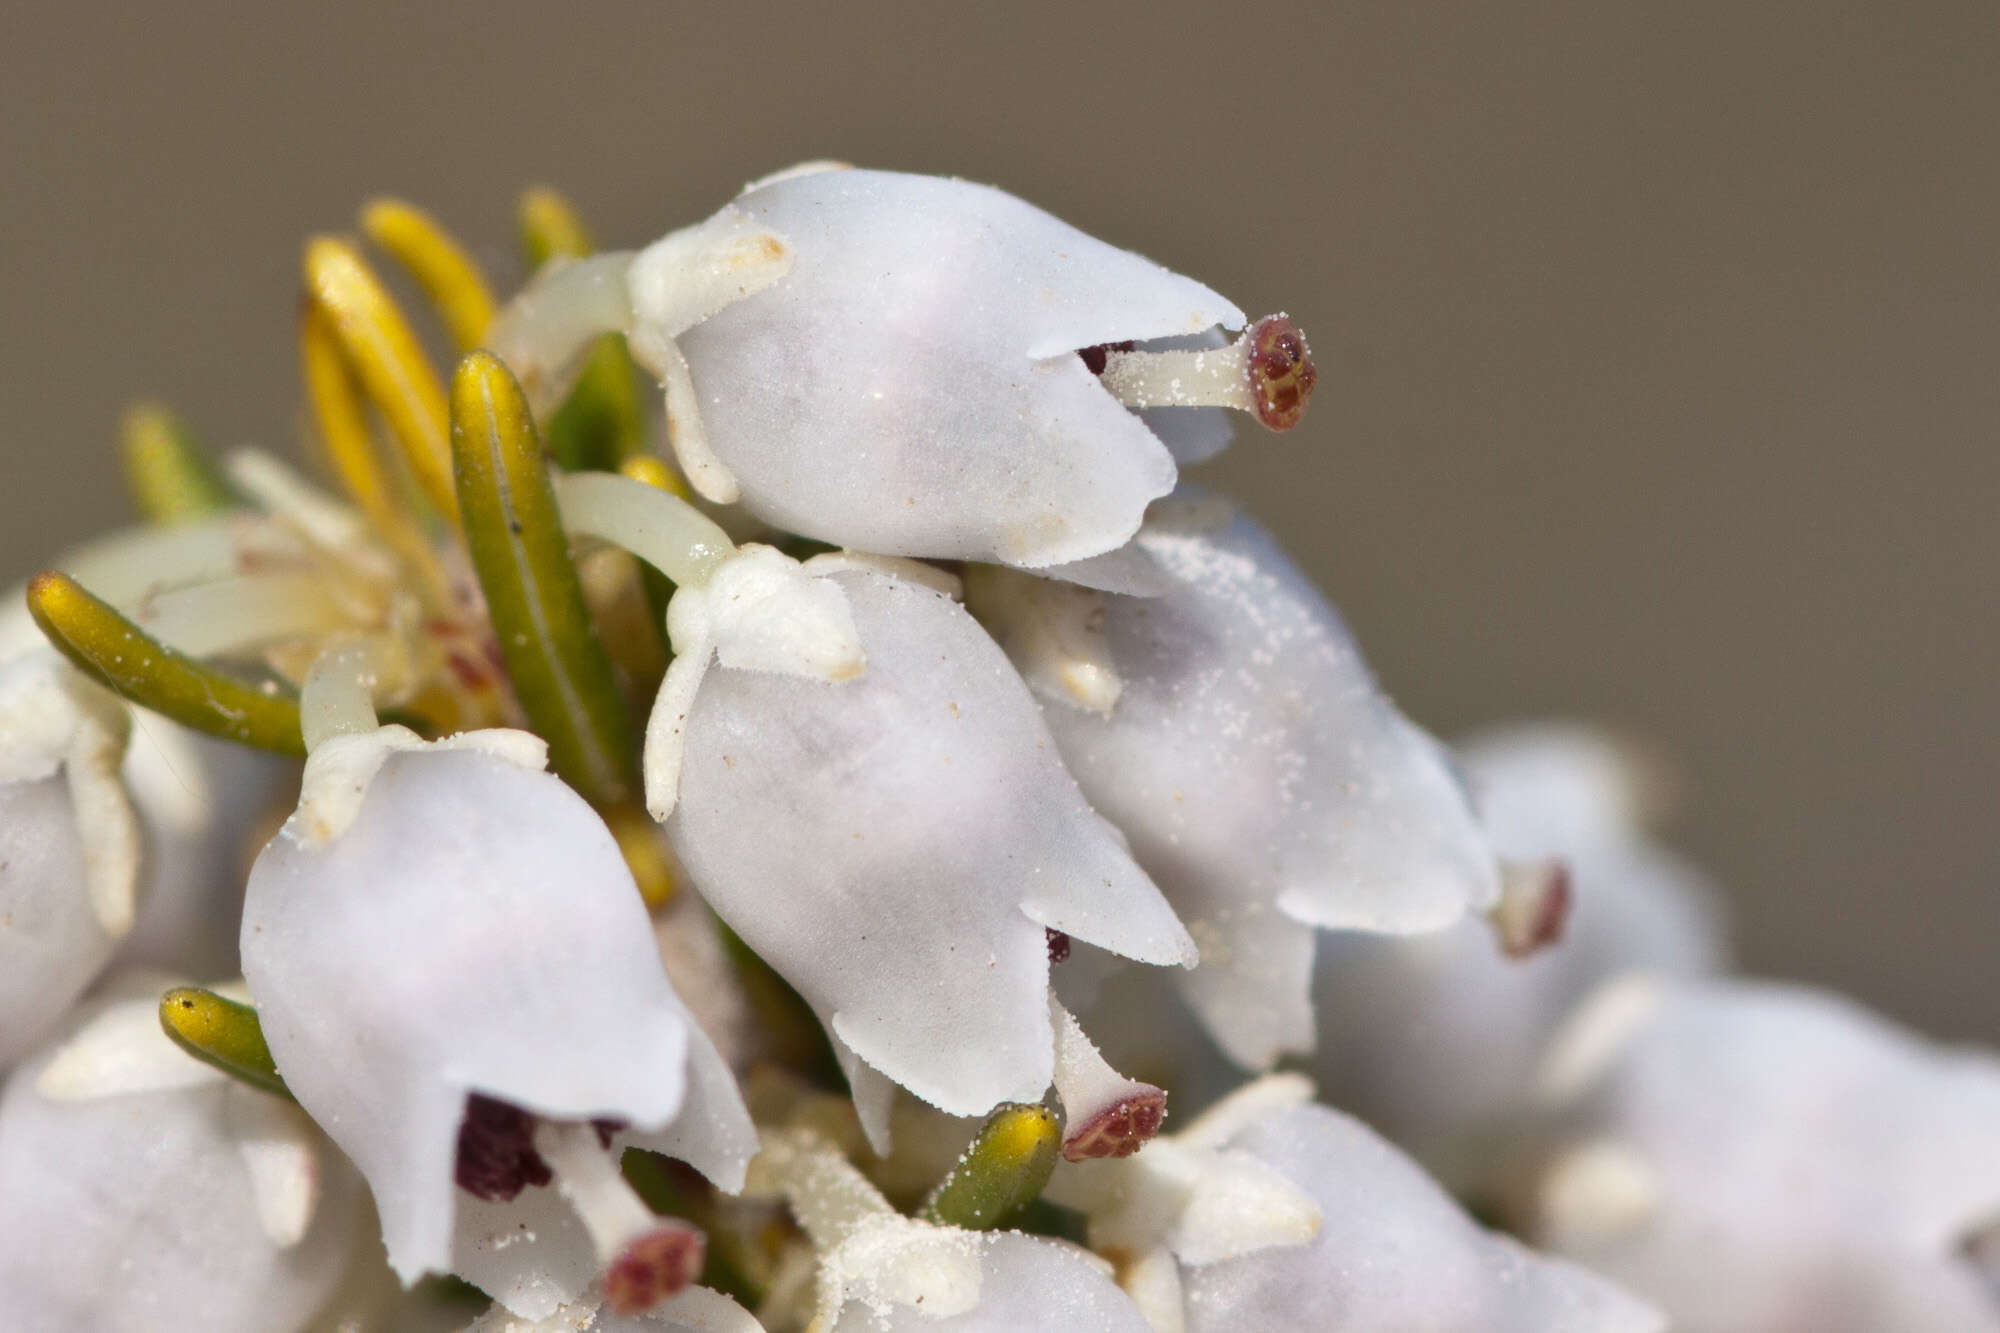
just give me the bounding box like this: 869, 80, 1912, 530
533, 1120, 657, 1264
137, 574, 346, 659
1100, 341, 1254, 412
299, 639, 383, 752
482, 252, 639, 413
552, 470, 737, 590
225, 450, 373, 558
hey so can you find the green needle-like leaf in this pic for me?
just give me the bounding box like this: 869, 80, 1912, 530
922, 1102, 1063, 1230
158, 987, 291, 1099
120, 404, 237, 523
450, 351, 637, 805
27, 572, 306, 755
546, 335, 646, 472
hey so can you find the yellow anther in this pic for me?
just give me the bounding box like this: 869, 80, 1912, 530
519, 185, 595, 268
303, 236, 458, 522
361, 198, 497, 352
299, 301, 456, 612
619, 453, 692, 501
300, 301, 401, 532
119, 403, 236, 523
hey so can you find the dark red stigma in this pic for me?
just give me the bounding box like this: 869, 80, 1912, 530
1062, 1088, 1168, 1162
1046, 928, 1072, 964
604, 1220, 706, 1314
1245, 314, 1316, 431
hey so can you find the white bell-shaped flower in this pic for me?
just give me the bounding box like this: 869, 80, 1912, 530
1307, 723, 1727, 1191
970, 489, 1497, 1072
1523, 974, 2000, 1333
659, 553, 1194, 1140
491, 167, 1322, 571
749, 1128, 1152, 1333
117, 718, 295, 978
0, 651, 141, 1068
0, 980, 362, 1332
241, 724, 755, 1304
1049, 1075, 1661, 1332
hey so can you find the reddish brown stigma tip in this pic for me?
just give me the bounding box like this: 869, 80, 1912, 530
1062, 1087, 1168, 1162
1245, 314, 1316, 431
604, 1219, 707, 1314
1046, 928, 1072, 964
1491, 858, 1574, 959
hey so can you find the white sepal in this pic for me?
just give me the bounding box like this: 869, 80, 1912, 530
0, 651, 141, 938
645, 545, 864, 820
224, 1082, 324, 1248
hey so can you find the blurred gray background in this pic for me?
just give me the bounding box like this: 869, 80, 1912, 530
2, 3, 1994, 1035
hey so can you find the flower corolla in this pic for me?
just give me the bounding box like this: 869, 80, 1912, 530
972, 489, 1498, 1071
1308, 723, 1726, 1189
241, 725, 754, 1309
660, 554, 1194, 1142
492, 167, 1316, 571
0, 981, 362, 1332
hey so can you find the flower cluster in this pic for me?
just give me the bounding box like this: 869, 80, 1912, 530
0, 165, 1993, 1333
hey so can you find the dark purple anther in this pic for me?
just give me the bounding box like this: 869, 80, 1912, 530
1078, 340, 1137, 376
454, 1093, 552, 1201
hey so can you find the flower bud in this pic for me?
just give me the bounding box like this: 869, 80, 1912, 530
1308, 724, 1725, 1191
1526, 975, 2000, 1331
1176, 1101, 1664, 1331
0, 984, 361, 1332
